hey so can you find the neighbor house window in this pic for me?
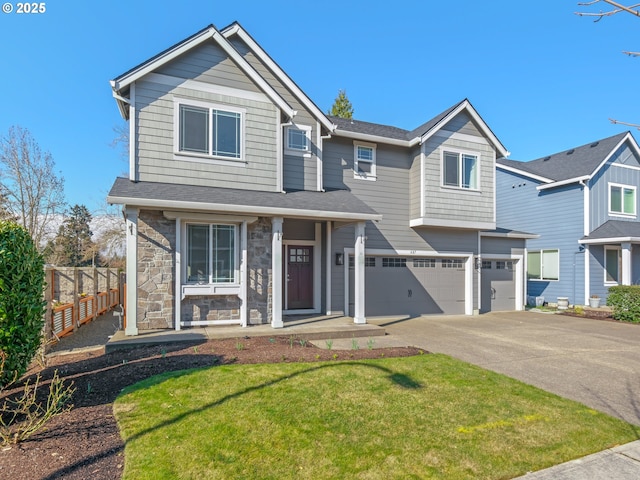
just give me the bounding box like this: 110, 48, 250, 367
354, 141, 377, 180
285, 125, 311, 155
527, 249, 559, 281
609, 183, 636, 216
177, 101, 243, 159
442, 150, 478, 189
605, 247, 621, 284
186, 224, 237, 283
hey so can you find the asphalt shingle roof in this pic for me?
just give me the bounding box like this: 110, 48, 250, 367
582, 220, 640, 240
497, 132, 629, 182
107, 177, 380, 220
329, 99, 466, 141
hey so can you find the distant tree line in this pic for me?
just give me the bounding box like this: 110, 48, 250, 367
0, 126, 124, 268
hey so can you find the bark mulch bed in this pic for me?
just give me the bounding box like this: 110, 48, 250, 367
0, 336, 422, 480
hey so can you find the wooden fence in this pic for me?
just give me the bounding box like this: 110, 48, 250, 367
44, 267, 122, 340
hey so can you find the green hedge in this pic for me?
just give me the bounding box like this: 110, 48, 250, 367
607, 285, 640, 323
0, 222, 46, 387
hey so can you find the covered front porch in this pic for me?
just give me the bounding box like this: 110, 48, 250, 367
580, 220, 640, 300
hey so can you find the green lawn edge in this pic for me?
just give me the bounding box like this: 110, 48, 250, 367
114, 354, 638, 480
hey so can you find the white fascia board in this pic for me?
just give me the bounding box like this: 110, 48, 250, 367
536, 175, 590, 191
112, 27, 216, 92
579, 236, 640, 245
419, 100, 510, 158
410, 217, 496, 230
332, 129, 410, 147
221, 25, 335, 132
496, 163, 554, 183
591, 132, 640, 179
107, 195, 383, 222
111, 26, 295, 120
480, 231, 540, 239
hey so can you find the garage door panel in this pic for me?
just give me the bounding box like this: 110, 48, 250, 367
350, 256, 465, 316
481, 259, 516, 313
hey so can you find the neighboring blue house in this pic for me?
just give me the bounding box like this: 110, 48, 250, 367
496, 131, 640, 306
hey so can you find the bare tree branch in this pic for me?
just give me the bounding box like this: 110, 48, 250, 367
0, 126, 66, 248
576, 1, 640, 21
608, 118, 640, 129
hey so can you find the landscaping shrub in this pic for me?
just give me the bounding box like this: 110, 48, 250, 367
607, 285, 640, 323
0, 221, 46, 387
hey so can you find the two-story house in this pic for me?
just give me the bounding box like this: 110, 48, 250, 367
497, 131, 640, 306
107, 22, 529, 335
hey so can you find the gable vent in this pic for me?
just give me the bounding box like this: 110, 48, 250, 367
543, 156, 551, 161
590, 142, 599, 148
566, 149, 575, 155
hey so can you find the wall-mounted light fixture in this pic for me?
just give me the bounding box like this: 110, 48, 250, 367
335, 253, 344, 266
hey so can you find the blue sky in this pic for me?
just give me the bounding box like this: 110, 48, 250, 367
1, 0, 638, 211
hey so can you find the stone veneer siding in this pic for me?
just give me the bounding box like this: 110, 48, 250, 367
136, 211, 272, 329
137, 210, 176, 329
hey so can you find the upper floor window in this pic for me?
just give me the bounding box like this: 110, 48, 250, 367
609, 183, 636, 217
186, 223, 237, 284
176, 100, 243, 161
442, 149, 478, 190
354, 141, 377, 180
285, 125, 311, 156
527, 249, 559, 281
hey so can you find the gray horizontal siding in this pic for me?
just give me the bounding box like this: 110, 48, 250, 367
422, 131, 495, 224
230, 35, 321, 191
134, 78, 279, 191
590, 143, 640, 230
441, 111, 482, 137
157, 42, 262, 93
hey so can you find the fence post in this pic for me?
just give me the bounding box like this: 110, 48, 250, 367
93, 267, 98, 321
44, 267, 53, 342
73, 267, 79, 331
106, 267, 111, 312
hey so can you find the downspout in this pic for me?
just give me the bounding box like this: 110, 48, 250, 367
580, 179, 590, 302
318, 127, 332, 192
477, 231, 481, 314
279, 118, 294, 193
129, 83, 137, 182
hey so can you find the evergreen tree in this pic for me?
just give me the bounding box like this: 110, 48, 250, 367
50, 204, 95, 266
329, 89, 354, 119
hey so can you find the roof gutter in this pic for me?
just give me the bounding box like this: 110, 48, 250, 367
332, 129, 411, 147
106, 195, 383, 222
579, 236, 640, 245
496, 163, 554, 184
536, 175, 590, 191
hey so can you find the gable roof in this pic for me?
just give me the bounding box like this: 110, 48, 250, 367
497, 132, 639, 188
330, 99, 510, 157
220, 22, 335, 133
580, 220, 640, 244
110, 24, 295, 121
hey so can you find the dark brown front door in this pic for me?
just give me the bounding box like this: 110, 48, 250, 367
287, 246, 313, 309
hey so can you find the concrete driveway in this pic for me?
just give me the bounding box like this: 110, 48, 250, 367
370, 311, 640, 426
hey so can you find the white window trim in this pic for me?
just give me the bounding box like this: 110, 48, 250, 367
527, 248, 560, 282
284, 124, 312, 157
604, 245, 621, 286
183, 221, 240, 287
173, 97, 245, 164
440, 147, 480, 191
353, 141, 377, 181
608, 182, 637, 218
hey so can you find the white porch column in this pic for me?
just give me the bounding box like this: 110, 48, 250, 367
124, 207, 139, 336
271, 217, 284, 328
353, 221, 366, 324
622, 242, 632, 286
174, 217, 181, 331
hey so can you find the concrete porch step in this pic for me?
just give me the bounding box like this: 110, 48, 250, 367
105, 316, 385, 353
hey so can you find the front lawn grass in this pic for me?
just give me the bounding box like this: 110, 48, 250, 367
114, 354, 638, 479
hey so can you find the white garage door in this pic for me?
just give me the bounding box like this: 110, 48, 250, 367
349, 256, 466, 317
480, 259, 517, 312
